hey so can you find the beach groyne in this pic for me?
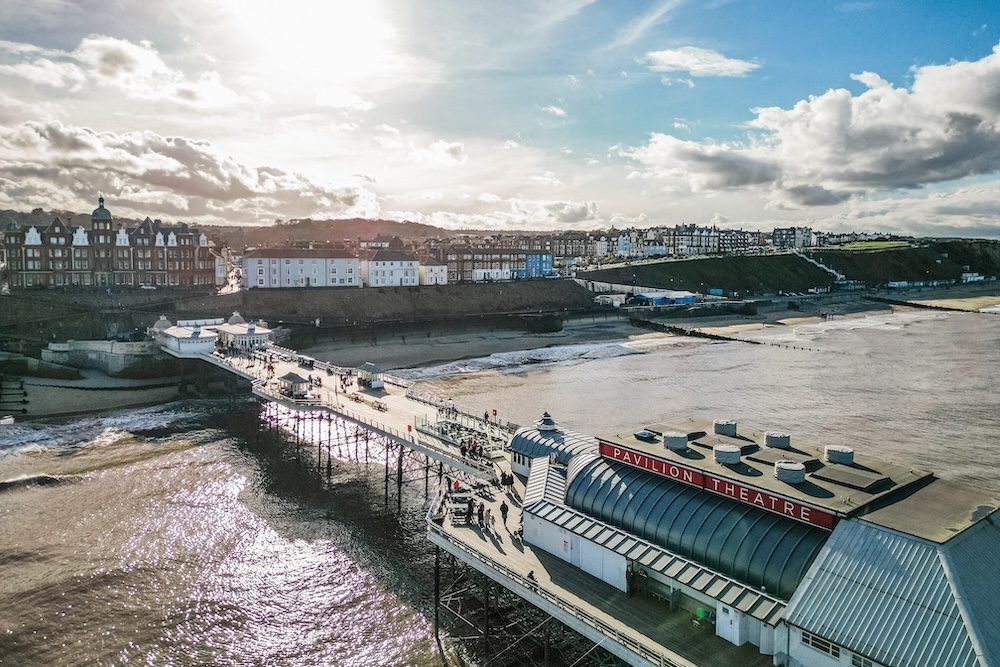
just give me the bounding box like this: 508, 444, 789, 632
628, 317, 763, 344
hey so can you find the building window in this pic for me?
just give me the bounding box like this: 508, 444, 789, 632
801, 631, 840, 659
852, 656, 874, 667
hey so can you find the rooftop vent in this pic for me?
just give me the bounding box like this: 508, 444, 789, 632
663, 432, 688, 451
825, 445, 855, 465
765, 432, 791, 449
774, 460, 806, 484
535, 412, 559, 432
713, 444, 741, 465
713, 419, 737, 437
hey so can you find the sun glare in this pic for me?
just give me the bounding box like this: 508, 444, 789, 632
224, 0, 398, 86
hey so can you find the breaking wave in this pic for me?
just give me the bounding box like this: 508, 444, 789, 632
395, 339, 649, 381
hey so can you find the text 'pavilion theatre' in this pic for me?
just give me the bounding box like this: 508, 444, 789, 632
511, 413, 1000, 667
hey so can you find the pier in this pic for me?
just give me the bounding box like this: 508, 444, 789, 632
154, 332, 771, 666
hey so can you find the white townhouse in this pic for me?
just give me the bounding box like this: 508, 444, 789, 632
419, 259, 448, 285
242, 248, 360, 289
360, 249, 420, 287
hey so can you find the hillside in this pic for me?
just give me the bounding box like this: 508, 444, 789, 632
579, 240, 1000, 295
201, 217, 450, 249
577, 254, 835, 296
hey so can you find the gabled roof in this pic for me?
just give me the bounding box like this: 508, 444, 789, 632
43, 217, 71, 235
277, 372, 309, 385
783, 516, 1000, 667
366, 249, 418, 263
244, 247, 357, 259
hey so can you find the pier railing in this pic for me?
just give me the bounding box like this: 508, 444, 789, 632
253, 380, 497, 478
427, 522, 688, 667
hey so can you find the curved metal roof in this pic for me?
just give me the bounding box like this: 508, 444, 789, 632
510, 415, 598, 465
565, 452, 828, 600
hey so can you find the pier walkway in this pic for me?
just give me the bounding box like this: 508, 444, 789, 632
428, 476, 773, 667
160, 345, 508, 482
161, 339, 770, 667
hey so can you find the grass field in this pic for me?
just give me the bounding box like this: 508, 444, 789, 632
832, 241, 911, 251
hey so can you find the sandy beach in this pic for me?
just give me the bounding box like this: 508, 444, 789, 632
9, 286, 999, 419
298, 295, 898, 370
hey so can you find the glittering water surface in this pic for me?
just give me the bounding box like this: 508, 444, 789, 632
0, 406, 450, 666
1, 310, 999, 666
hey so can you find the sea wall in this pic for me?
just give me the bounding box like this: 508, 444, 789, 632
40, 340, 176, 378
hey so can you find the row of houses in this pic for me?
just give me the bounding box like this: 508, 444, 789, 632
1, 198, 219, 288
240, 244, 556, 289
0, 197, 902, 291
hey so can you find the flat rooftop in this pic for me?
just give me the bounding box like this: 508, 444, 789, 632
597, 419, 999, 543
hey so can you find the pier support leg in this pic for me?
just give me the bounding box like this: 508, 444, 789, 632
396, 444, 404, 513
483, 575, 490, 656
384, 440, 390, 505
434, 547, 440, 640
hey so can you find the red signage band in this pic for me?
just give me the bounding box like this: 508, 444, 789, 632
599, 441, 704, 485
598, 441, 837, 530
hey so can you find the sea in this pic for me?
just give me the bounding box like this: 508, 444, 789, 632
1, 308, 999, 666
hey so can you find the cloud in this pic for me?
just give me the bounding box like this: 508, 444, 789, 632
626, 45, 1000, 211
412, 140, 468, 165
0, 35, 243, 108
0, 0, 80, 30
542, 105, 567, 117
315, 86, 374, 111
0, 120, 377, 223
643, 46, 760, 77
545, 200, 599, 223
625, 133, 780, 190
605, 0, 683, 50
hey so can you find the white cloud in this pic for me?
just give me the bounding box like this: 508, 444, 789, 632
315, 86, 374, 111
661, 77, 695, 88
542, 105, 567, 117
604, 0, 683, 50
626, 45, 1000, 212
643, 46, 760, 77
412, 140, 468, 165
0, 120, 377, 223
0, 35, 244, 108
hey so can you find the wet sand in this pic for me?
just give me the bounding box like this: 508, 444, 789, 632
299, 296, 896, 371
12, 286, 999, 418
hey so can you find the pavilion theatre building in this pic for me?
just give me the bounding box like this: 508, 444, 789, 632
512, 414, 1000, 667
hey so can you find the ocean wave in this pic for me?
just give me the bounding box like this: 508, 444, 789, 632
394, 339, 646, 380
0, 472, 77, 492
0, 402, 212, 457
743, 311, 948, 343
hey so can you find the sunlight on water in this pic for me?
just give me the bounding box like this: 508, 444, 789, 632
2, 310, 999, 666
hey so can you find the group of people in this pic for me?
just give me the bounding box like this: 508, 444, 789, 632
498, 471, 515, 494
459, 439, 487, 461
462, 496, 512, 534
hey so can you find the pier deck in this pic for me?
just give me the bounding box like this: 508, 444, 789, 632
430, 473, 774, 667
167, 342, 774, 666
166, 345, 503, 481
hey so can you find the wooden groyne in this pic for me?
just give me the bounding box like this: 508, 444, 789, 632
864, 295, 971, 312
629, 318, 762, 344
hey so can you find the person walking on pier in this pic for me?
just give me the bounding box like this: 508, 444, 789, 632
500, 500, 509, 527
477, 503, 484, 528
484, 507, 492, 534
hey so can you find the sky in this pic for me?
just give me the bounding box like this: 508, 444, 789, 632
1, 1, 999, 237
